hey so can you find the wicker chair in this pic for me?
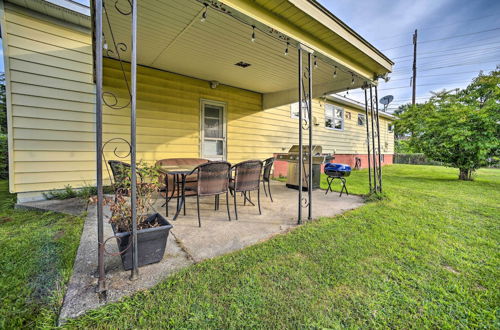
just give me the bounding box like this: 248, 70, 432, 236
155, 158, 209, 217
108, 160, 132, 197
229, 160, 263, 220
262, 157, 275, 202
183, 161, 231, 227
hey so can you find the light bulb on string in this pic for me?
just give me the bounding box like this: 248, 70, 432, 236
346, 87, 350, 95
251, 25, 256, 42
200, 4, 208, 22
284, 42, 289, 56
351, 74, 355, 85
103, 34, 108, 50
333, 66, 337, 79
314, 56, 318, 69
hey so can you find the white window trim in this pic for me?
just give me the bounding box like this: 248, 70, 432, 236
388, 123, 394, 133
290, 101, 309, 121
357, 113, 366, 126
324, 104, 344, 131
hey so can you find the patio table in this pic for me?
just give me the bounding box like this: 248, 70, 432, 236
159, 164, 198, 220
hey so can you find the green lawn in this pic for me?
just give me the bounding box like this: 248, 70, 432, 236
0, 181, 84, 328
60, 165, 499, 329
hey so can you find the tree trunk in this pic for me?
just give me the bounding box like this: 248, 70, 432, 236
459, 168, 473, 181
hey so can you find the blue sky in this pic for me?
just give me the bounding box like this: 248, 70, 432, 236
1, 0, 498, 112
317, 0, 500, 110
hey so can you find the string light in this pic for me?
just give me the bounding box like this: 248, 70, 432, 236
103, 34, 108, 50
333, 66, 337, 78
314, 56, 318, 68
284, 42, 289, 56
251, 25, 256, 42
200, 3, 208, 22
351, 74, 355, 85
346, 87, 350, 95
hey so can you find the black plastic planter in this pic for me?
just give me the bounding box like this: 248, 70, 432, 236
112, 213, 173, 271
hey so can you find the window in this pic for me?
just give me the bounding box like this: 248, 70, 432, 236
325, 104, 344, 130
358, 114, 366, 126
388, 123, 394, 133
290, 102, 308, 120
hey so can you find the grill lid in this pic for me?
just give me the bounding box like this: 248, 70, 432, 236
287, 145, 323, 155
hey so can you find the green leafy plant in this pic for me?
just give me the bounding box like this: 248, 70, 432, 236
91, 161, 162, 232
396, 68, 500, 180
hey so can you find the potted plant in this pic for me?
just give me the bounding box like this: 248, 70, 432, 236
95, 161, 173, 270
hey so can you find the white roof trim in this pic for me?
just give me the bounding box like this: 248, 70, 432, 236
44, 0, 90, 16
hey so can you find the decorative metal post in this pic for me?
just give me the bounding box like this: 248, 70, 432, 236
307, 52, 313, 220
369, 85, 378, 192
297, 47, 303, 225
364, 86, 372, 193
374, 85, 382, 192
94, 0, 106, 295
130, 0, 139, 280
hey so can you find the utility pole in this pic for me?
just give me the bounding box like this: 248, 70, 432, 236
412, 29, 417, 105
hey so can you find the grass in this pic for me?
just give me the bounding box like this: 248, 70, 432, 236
0, 181, 85, 328
62, 165, 499, 328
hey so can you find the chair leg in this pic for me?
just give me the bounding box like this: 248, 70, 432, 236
268, 181, 273, 202
233, 190, 238, 220
165, 196, 169, 217
257, 188, 261, 215
196, 195, 201, 227
226, 191, 231, 221
214, 195, 218, 210
243, 192, 246, 206
262, 181, 268, 197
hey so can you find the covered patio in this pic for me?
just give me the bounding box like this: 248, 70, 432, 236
88, 0, 392, 311
60, 180, 364, 320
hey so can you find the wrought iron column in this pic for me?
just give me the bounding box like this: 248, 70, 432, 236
364, 87, 372, 193
369, 85, 378, 192
307, 52, 313, 220
374, 85, 383, 192
297, 48, 303, 225
94, 0, 106, 295
130, 0, 139, 280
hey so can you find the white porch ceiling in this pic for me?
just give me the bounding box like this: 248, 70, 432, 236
102, 0, 365, 108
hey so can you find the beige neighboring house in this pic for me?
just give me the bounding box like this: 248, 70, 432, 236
0, 0, 394, 202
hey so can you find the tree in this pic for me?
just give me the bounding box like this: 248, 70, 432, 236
0, 73, 5, 134
397, 69, 500, 180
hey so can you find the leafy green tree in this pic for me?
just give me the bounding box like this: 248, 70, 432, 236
397, 69, 500, 180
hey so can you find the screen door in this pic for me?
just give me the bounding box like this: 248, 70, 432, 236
201, 100, 226, 160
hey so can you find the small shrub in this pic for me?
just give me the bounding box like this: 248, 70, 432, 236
43, 184, 114, 200
364, 191, 389, 203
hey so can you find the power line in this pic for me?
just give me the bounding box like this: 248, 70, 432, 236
370, 13, 500, 42
392, 40, 500, 60
381, 27, 500, 51
395, 45, 500, 63
392, 58, 499, 74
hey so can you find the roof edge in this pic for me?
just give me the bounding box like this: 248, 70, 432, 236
327, 94, 397, 120
306, 0, 394, 66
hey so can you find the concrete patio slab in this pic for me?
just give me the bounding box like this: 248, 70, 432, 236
15, 197, 88, 216
59, 181, 364, 323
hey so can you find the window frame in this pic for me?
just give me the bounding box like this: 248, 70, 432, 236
357, 113, 366, 126
324, 103, 344, 131
388, 122, 394, 133
290, 101, 309, 122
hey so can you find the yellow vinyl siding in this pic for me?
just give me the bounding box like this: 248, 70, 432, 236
4, 10, 393, 194
3, 8, 94, 193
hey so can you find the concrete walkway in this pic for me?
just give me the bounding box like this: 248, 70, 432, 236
59, 182, 364, 322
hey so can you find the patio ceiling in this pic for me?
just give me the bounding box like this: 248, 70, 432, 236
102, 0, 392, 108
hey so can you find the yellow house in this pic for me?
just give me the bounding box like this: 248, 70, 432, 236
0, 0, 394, 202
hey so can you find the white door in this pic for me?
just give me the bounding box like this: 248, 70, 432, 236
201, 100, 226, 160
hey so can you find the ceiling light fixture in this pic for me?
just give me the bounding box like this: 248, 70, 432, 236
200, 3, 208, 22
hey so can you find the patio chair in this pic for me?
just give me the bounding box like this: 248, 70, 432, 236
229, 160, 263, 220
108, 160, 132, 197
183, 161, 232, 227
155, 158, 209, 217
262, 157, 275, 202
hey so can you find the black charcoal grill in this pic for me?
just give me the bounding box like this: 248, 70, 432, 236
324, 163, 351, 197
